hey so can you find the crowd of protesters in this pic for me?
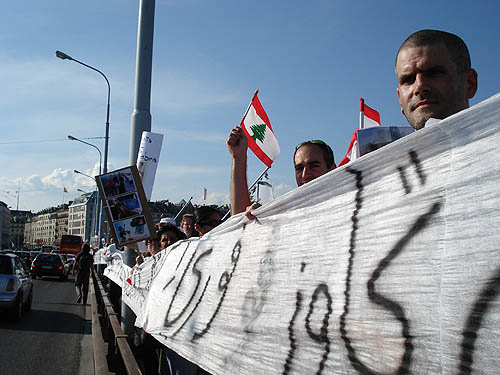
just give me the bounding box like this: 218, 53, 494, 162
83, 28, 479, 375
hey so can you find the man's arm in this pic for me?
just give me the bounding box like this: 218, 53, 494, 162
227, 126, 251, 215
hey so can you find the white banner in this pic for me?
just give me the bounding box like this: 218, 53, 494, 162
136, 131, 164, 201
110, 93, 500, 374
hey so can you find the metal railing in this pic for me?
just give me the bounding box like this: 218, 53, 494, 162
90, 270, 141, 374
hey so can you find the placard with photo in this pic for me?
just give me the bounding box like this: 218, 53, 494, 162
99, 168, 137, 199
95, 165, 155, 247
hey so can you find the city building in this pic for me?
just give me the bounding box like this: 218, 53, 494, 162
68, 192, 98, 244
0, 201, 12, 249
10, 210, 31, 249
23, 205, 69, 248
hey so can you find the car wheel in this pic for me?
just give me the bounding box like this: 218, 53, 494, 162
24, 288, 33, 311
9, 294, 23, 321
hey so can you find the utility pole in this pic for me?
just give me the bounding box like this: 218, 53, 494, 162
121, 0, 156, 336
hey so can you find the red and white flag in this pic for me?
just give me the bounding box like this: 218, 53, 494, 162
240, 90, 280, 167
203, 187, 207, 201
338, 98, 381, 167
64, 187, 68, 193
359, 98, 381, 129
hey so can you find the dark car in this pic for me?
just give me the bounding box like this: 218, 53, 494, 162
14, 251, 34, 272
0, 253, 33, 321
31, 253, 70, 281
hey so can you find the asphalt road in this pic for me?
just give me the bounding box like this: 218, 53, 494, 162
0, 274, 91, 375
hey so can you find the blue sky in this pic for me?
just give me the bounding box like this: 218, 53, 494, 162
1, 0, 499, 212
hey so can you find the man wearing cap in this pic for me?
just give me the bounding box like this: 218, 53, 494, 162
395, 29, 478, 130
227, 125, 336, 216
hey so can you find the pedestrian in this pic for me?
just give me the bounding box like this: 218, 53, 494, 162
73, 242, 94, 305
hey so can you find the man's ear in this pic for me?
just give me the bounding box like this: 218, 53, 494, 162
465, 68, 478, 100
397, 87, 405, 116
194, 223, 201, 234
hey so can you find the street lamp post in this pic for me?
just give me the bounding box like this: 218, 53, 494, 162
56, 51, 110, 174
68, 135, 103, 242
74, 170, 99, 245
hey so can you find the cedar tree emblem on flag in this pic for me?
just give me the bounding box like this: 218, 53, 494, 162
240, 90, 280, 167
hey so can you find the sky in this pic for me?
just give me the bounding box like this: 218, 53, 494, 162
1, 0, 499, 213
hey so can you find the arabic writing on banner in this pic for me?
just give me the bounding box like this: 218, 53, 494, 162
106, 93, 500, 375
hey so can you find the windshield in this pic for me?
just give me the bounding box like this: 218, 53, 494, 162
0, 256, 13, 274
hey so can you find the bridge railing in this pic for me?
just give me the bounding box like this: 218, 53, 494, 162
90, 270, 141, 375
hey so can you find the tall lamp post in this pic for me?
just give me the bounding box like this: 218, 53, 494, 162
56, 50, 110, 175
68, 135, 103, 242
74, 170, 99, 245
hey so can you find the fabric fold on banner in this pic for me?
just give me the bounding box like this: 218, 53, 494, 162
240, 92, 280, 167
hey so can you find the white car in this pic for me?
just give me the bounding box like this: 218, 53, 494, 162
0, 253, 33, 321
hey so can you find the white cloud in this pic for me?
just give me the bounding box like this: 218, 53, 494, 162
194, 190, 229, 206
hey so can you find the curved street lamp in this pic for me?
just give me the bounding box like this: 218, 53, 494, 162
70, 137, 103, 242
68, 135, 102, 175
56, 50, 110, 175
74, 169, 94, 180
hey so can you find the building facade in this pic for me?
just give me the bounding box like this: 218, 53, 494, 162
0, 201, 12, 249
10, 210, 31, 249
68, 192, 97, 244
23, 205, 69, 248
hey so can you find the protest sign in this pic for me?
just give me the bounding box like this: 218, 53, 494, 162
96, 165, 155, 247
136, 131, 164, 201
110, 93, 500, 374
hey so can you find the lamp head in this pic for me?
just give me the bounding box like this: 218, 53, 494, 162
68, 135, 76, 141
56, 50, 72, 60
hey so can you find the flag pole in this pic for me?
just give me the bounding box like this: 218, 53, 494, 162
360, 98, 365, 129
248, 165, 270, 191
240, 88, 259, 123
174, 196, 193, 221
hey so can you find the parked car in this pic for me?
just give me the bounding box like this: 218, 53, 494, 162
0, 253, 33, 321
31, 253, 70, 281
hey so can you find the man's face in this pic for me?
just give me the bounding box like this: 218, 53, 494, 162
294, 144, 332, 186
181, 218, 194, 237
396, 43, 476, 130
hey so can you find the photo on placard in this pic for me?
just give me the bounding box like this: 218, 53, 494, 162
107, 193, 142, 221
113, 215, 150, 245
98, 168, 137, 199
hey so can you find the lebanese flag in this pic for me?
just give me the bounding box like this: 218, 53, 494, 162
64, 187, 68, 193
240, 90, 280, 167
338, 98, 381, 167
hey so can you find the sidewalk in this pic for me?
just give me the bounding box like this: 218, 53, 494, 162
79, 303, 94, 375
